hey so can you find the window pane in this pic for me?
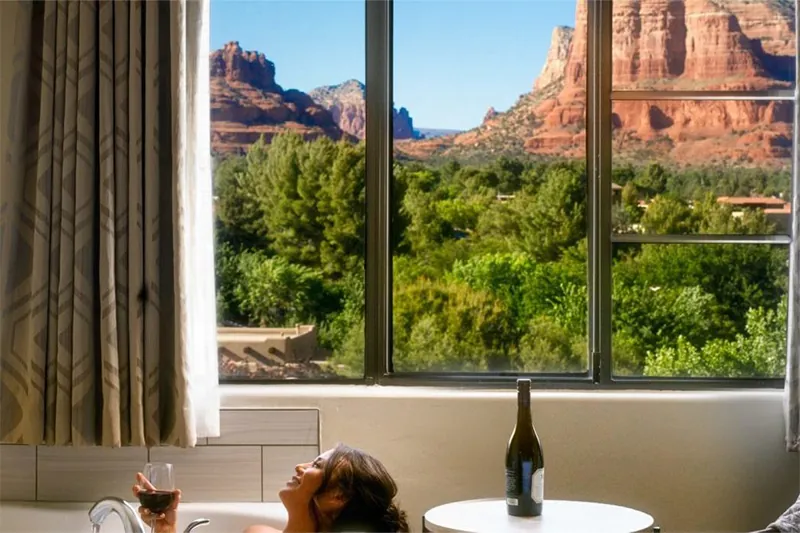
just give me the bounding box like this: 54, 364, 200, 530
612, 243, 789, 378
611, 99, 793, 235
612, 0, 796, 91
391, 0, 588, 373
210, 0, 365, 380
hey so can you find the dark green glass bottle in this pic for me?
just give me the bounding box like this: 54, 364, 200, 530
505, 378, 544, 517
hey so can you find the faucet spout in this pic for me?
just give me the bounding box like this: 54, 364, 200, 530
89, 496, 147, 533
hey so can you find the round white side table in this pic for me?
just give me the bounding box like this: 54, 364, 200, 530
422, 498, 655, 533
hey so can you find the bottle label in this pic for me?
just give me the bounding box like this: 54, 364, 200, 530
505, 467, 520, 506
506, 463, 532, 507
532, 468, 544, 504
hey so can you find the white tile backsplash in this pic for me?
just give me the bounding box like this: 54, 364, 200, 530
0, 445, 36, 500
149, 445, 262, 502
2, 409, 319, 502
37, 446, 147, 502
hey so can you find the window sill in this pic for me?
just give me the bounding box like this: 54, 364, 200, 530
219, 383, 784, 409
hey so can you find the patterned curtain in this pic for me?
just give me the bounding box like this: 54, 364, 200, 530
0, 0, 220, 447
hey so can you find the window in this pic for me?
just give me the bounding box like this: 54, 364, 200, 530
606, 0, 796, 384
211, 0, 797, 387
210, 0, 366, 380
391, 0, 588, 375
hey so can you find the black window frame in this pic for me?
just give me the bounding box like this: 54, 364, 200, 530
221, 0, 799, 390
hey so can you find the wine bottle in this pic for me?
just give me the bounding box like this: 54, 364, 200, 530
505, 378, 544, 517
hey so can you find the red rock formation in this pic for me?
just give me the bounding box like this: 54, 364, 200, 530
210, 41, 281, 92
724, 0, 796, 57
308, 80, 368, 139
210, 42, 354, 154
611, 0, 787, 90
535, 26, 575, 91
531, 0, 794, 162
398, 0, 795, 168
394, 107, 416, 139
308, 79, 417, 140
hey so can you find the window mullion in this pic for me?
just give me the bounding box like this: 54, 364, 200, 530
611, 90, 795, 101
364, 0, 392, 383
611, 234, 792, 245
587, 0, 614, 385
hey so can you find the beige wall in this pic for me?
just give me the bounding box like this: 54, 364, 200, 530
224, 386, 799, 533
0, 385, 796, 532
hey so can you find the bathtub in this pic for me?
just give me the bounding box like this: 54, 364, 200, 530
0, 501, 287, 533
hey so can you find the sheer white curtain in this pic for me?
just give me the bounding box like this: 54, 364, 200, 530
784, 107, 799, 452
173, 0, 221, 442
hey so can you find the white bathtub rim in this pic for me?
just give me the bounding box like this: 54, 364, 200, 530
0, 501, 288, 531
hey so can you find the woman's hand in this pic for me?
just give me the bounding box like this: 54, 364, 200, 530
132, 472, 181, 533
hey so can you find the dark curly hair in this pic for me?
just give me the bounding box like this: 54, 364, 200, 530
315, 443, 409, 533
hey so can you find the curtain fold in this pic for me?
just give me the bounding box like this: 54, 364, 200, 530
0, 0, 219, 448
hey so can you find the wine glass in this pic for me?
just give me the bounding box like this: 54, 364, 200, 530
138, 462, 175, 533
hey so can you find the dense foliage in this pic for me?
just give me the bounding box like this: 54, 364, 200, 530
214, 133, 790, 378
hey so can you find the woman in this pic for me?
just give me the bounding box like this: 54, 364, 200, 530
133, 443, 409, 533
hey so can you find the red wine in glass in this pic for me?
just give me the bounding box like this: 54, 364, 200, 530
138, 489, 175, 514
139, 462, 175, 532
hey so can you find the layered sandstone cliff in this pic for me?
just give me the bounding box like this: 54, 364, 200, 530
210, 42, 354, 154
308, 79, 417, 140
534, 26, 575, 91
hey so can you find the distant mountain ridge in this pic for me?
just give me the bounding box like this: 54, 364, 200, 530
208, 44, 421, 154
415, 128, 464, 139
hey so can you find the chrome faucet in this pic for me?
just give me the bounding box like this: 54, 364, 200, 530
88, 496, 210, 533
88, 497, 146, 533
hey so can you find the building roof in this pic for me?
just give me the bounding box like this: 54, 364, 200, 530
764, 206, 792, 215
217, 325, 315, 342
716, 196, 788, 208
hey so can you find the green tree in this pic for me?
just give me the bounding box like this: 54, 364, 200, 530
612, 283, 729, 374
393, 279, 515, 371
318, 140, 366, 275
219, 249, 336, 329
401, 187, 452, 253
214, 154, 266, 249
636, 162, 669, 196
644, 297, 787, 378
614, 243, 787, 337
518, 316, 586, 372
449, 252, 537, 332
255, 133, 320, 265
525, 164, 587, 261
639, 196, 694, 234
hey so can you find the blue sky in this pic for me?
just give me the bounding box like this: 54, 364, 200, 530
210, 0, 577, 130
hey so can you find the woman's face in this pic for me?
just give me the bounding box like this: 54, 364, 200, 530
278, 448, 344, 515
